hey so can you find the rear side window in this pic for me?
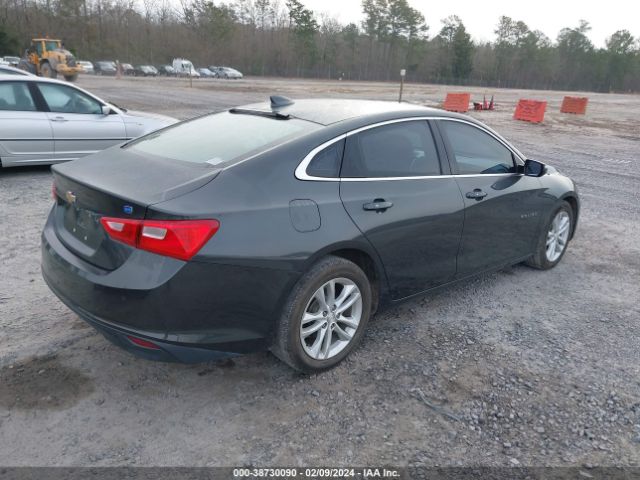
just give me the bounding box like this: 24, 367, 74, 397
306, 140, 344, 178
0, 82, 37, 111
440, 120, 516, 174
341, 121, 441, 178
127, 111, 320, 168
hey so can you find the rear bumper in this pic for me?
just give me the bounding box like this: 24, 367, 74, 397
43, 275, 237, 363
41, 207, 299, 362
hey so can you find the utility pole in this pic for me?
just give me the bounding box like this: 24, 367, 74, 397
399, 69, 406, 103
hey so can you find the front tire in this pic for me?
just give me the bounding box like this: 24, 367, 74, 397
40, 62, 57, 79
271, 256, 372, 373
526, 201, 573, 270
64, 74, 78, 82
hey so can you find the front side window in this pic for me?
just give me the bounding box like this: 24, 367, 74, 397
341, 121, 441, 178
38, 83, 103, 114
127, 111, 320, 168
0, 82, 37, 111
440, 120, 516, 174
45, 41, 60, 51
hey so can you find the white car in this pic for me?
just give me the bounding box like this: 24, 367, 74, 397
3, 56, 20, 67
0, 75, 177, 167
77, 60, 94, 74
211, 66, 243, 79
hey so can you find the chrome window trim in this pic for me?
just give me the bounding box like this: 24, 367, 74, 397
294, 134, 347, 181
340, 173, 520, 182
294, 116, 525, 182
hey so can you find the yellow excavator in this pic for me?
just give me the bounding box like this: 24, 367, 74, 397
18, 38, 83, 81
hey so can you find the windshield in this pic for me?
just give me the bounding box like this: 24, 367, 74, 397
126, 111, 319, 168
45, 41, 60, 51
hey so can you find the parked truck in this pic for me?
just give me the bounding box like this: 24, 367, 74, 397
172, 58, 200, 78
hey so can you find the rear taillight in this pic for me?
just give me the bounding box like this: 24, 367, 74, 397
52, 182, 57, 200
126, 335, 161, 350
100, 217, 219, 261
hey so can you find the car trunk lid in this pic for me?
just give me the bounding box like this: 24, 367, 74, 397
51, 147, 220, 270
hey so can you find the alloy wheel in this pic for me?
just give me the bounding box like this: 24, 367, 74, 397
300, 278, 363, 360
545, 210, 571, 262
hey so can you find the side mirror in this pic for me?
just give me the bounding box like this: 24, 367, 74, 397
101, 105, 112, 115
524, 159, 546, 177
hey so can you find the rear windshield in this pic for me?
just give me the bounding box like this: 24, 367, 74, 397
126, 111, 319, 167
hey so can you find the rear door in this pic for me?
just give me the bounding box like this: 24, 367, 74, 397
339, 120, 465, 300
35, 82, 128, 161
436, 119, 544, 277
0, 80, 54, 166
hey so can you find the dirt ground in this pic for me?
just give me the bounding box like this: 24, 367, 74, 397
0, 76, 639, 468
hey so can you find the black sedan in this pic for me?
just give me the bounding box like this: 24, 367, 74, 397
42, 98, 579, 372
133, 65, 158, 77
94, 61, 117, 76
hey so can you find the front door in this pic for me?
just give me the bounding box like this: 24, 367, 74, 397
35, 82, 127, 161
437, 119, 545, 277
339, 120, 465, 300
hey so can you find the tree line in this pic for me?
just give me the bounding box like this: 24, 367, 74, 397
0, 0, 638, 92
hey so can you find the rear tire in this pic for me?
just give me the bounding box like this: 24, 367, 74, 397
526, 201, 574, 270
271, 256, 372, 373
64, 74, 78, 82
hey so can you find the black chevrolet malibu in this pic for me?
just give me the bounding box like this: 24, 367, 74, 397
42, 97, 579, 372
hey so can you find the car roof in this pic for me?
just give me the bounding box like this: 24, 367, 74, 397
0, 74, 69, 83
237, 98, 470, 126
0, 67, 32, 76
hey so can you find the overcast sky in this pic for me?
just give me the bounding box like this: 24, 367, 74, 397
300, 0, 639, 47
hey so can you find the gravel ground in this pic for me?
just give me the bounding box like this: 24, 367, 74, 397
0, 76, 639, 468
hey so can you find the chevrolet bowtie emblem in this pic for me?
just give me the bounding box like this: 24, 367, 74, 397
65, 191, 77, 204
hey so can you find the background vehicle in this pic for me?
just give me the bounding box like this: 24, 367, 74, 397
94, 61, 117, 76
0, 65, 33, 76
172, 58, 200, 77
157, 65, 176, 76
41, 98, 579, 372
3, 56, 20, 66
0, 76, 176, 167
134, 65, 158, 77
197, 67, 214, 77
17, 38, 82, 81
120, 63, 134, 76
77, 60, 94, 74
210, 66, 243, 79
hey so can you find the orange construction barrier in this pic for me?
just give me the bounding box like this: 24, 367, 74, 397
443, 93, 471, 113
514, 99, 547, 123
560, 96, 588, 114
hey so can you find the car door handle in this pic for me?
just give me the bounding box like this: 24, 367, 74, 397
465, 189, 488, 200
50, 116, 68, 122
363, 199, 393, 212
